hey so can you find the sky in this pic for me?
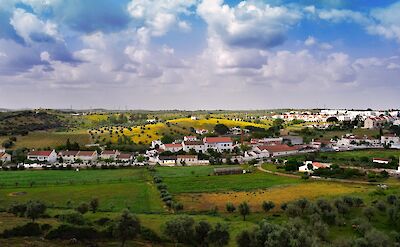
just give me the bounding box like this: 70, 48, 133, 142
0, 0, 400, 110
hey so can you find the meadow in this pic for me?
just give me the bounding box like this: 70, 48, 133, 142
3, 130, 91, 149
0, 168, 164, 213
156, 166, 302, 194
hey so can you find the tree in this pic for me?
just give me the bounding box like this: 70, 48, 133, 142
226, 202, 236, 213
25, 200, 46, 222
76, 202, 89, 214
214, 124, 229, 135
194, 221, 211, 247
207, 223, 230, 247
238, 202, 250, 221
161, 135, 174, 144
363, 207, 375, 222
236, 230, 252, 247
262, 201, 275, 213
89, 198, 99, 213
164, 216, 195, 245
113, 209, 141, 247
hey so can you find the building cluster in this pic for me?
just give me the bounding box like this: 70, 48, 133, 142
25, 149, 134, 165
272, 109, 400, 128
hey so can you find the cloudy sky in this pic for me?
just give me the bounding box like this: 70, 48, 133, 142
0, 0, 400, 110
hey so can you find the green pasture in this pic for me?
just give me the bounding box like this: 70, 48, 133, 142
156, 166, 302, 194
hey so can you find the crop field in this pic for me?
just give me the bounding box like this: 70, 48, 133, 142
0, 168, 164, 213
177, 182, 373, 212
168, 117, 272, 130
156, 166, 302, 194
9, 130, 91, 149
322, 149, 400, 160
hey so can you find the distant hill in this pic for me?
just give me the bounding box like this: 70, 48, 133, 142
0, 111, 64, 136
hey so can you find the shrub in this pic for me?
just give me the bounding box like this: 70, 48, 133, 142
2, 223, 42, 238
140, 226, 161, 242
46, 224, 100, 240
59, 212, 86, 225
95, 217, 111, 226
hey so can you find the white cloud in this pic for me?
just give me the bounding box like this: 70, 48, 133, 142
10, 8, 61, 44
197, 0, 302, 49
304, 36, 332, 50
304, 36, 316, 46
367, 2, 400, 43
127, 0, 196, 37
318, 9, 370, 25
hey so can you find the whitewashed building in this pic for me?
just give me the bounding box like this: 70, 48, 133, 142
27, 150, 58, 163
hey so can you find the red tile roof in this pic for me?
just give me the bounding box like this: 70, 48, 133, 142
164, 143, 182, 148
59, 151, 79, 156
177, 155, 197, 159
77, 151, 97, 157
28, 150, 53, 156
204, 137, 232, 143
184, 141, 204, 145
102, 150, 118, 155
257, 144, 298, 153
117, 153, 133, 159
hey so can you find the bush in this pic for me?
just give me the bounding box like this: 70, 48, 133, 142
95, 217, 111, 226
46, 224, 100, 240
59, 212, 86, 225
140, 226, 161, 242
2, 222, 42, 238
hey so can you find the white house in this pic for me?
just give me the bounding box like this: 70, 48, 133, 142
76, 151, 98, 163
58, 151, 79, 163
183, 136, 197, 141
151, 140, 163, 149
381, 134, 400, 145
116, 153, 134, 162
182, 140, 205, 153
203, 137, 233, 152
100, 150, 120, 160
373, 158, 390, 164
299, 161, 331, 173
27, 150, 58, 163
255, 145, 299, 157
158, 156, 177, 166
176, 155, 199, 165
162, 143, 183, 152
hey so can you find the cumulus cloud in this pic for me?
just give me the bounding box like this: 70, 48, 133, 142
127, 0, 196, 37
197, 0, 302, 49
10, 8, 61, 44
304, 36, 332, 50
367, 2, 400, 43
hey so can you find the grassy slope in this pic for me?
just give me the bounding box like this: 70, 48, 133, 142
11, 130, 91, 149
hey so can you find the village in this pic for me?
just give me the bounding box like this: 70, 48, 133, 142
2, 109, 400, 179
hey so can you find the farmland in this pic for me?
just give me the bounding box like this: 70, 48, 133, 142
156, 166, 302, 193
0, 168, 164, 213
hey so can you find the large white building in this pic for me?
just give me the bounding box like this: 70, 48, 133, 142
27, 150, 58, 163
203, 137, 234, 152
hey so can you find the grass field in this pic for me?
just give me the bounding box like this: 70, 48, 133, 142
9, 130, 91, 149
322, 149, 400, 160
156, 166, 302, 194
0, 168, 164, 213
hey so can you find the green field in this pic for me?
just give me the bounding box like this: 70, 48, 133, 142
156, 166, 302, 194
322, 149, 400, 160
0, 168, 164, 213
8, 130, 91, 149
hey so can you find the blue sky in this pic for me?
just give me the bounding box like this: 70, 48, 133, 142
0, 0, 400, 109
